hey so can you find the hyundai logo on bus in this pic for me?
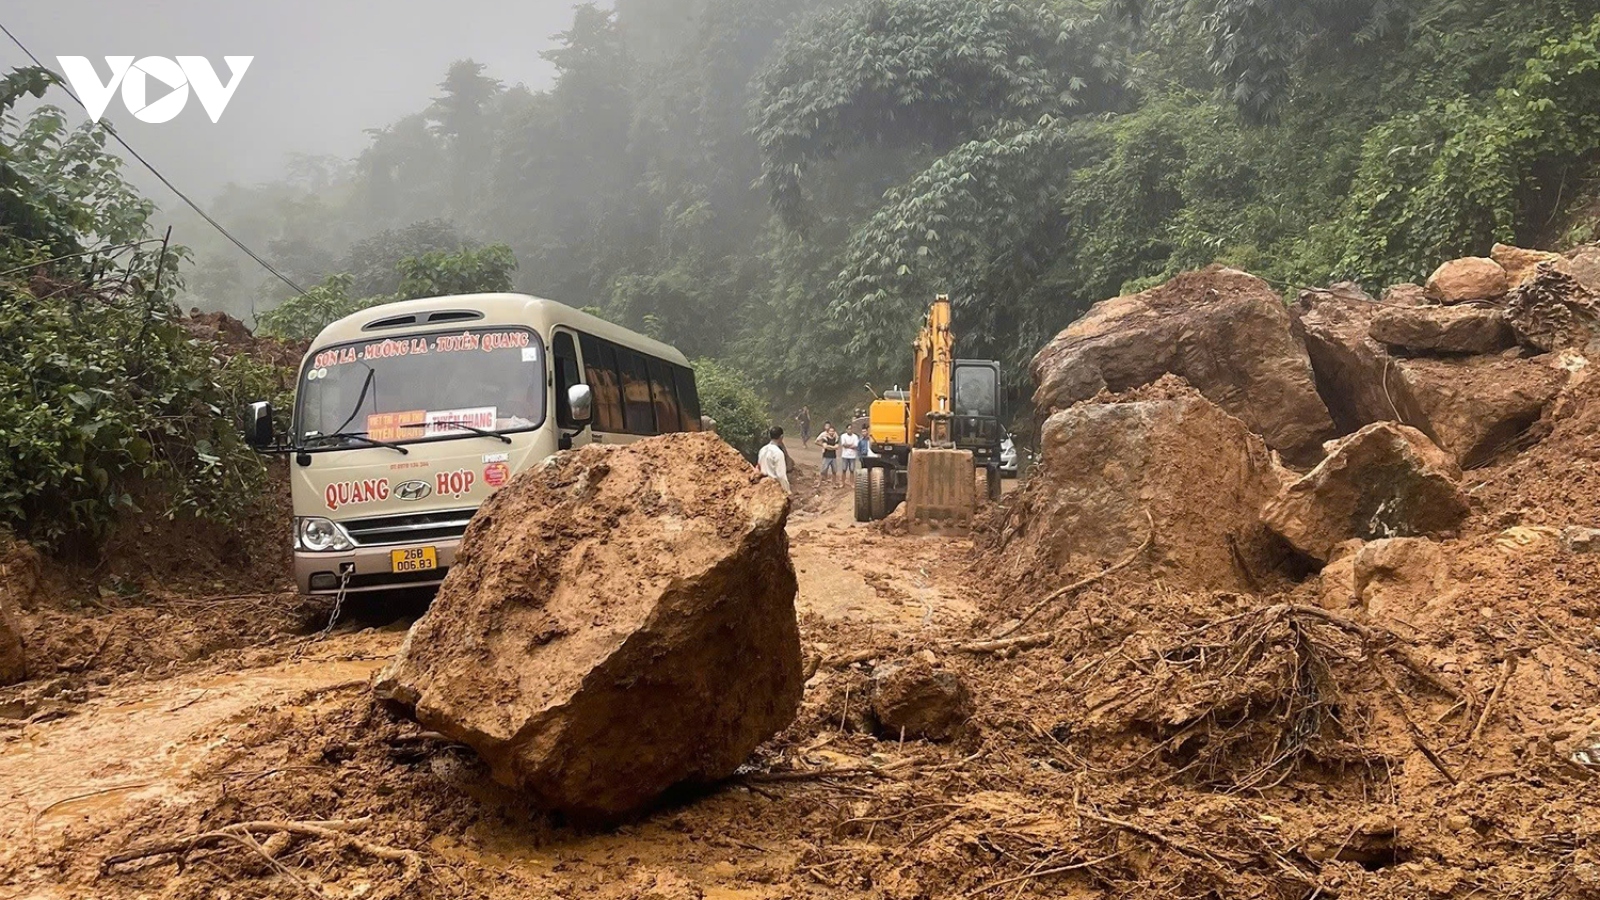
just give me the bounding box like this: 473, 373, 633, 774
394, 480, 433, 503
56, 56, 253, 124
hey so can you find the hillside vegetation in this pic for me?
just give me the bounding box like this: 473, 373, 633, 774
179, 0, 1600, 403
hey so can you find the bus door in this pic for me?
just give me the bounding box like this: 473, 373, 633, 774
551, 328, 594, 450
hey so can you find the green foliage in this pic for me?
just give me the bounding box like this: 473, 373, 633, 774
0, 68, 269, 550
255, 274, 363, 341
1335, 14, 1600, 283
257, 244, 518, 341
396, 243, 516, 299
173, 0, 1600, 414
752, 0, 1124, 223
692, 358, 771, 461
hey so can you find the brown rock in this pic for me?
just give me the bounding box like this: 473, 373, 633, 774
1505, 262, 1600, 353
990, 378, 1287, 592
1566, 244, 1600, 293
1380, 284, 1431, 307
1426, 257, 1509, 303
1493, 243, 1564, 287
1369, 305, 1512, 354
1296, 291, 1566, 467
870, 658, 972, 741
1262, 424, 1470, 563
1030, 266, 1335, 465
1316, 548, 1359, 611
375, 434, 803, 821
1352, 538, 1452, 620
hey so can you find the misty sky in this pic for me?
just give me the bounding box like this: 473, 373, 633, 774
2, 0, 604, 199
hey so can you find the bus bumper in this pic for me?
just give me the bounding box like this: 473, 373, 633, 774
295, 539, 462, 595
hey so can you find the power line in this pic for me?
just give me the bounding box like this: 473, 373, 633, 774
0, 22, 307, 295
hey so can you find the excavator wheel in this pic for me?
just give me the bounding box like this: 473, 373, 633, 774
869, 467, 889, 520
854, 468, 874, 522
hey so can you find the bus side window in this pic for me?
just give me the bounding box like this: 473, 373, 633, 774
618, 350, 657, 435
553, 331, 582, 428
580, 334, 625, 433
674, 365, 702, 431
647, 358, 682, 434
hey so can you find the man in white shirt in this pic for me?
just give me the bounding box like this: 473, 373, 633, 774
757, 426, 791, 494
839, 424, 861, 481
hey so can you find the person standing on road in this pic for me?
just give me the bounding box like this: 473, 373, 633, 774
758, 426, 791, 494
818, 422, 840, 486
839, 424, 860, 483
795, 406, 813, 446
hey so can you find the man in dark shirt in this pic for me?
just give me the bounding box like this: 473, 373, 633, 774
818, 423, 840, 487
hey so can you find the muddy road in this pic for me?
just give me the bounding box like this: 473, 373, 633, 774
1, 486, 987, 899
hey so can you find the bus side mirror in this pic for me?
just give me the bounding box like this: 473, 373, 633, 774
244, 401, 275, 450
567, 384, 593, 426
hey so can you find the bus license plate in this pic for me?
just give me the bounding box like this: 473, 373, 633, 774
390, 547, 437, 573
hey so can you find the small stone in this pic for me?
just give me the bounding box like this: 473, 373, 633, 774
1562, 527, 1600, 554
870, 659, 972, 742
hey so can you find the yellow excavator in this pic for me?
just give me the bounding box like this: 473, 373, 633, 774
855, 295, 1004, 525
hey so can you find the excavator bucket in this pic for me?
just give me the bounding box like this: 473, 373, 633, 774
905, 448, 976, 529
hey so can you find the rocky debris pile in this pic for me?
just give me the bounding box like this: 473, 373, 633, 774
1262, 423, 1470, 563
1030, 266, 1335, 465
1296, 269, 1571, 469
375, 433, 804, 821
990, 377, 1289, 593
869, 656, 972, 742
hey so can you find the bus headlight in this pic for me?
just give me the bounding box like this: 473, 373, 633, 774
296, 517, 354, 552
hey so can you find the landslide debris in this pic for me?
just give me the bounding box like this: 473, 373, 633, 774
1262, 423, 1470, 562
375, 433, 804, 821
1030, 266, 1335, 464
1296, 284, 1568, 467
990, 377, 1290, 594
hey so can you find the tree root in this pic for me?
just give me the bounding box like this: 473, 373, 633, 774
102, 817, 422, 884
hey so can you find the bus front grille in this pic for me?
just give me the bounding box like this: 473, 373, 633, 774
341, 509, 476, 546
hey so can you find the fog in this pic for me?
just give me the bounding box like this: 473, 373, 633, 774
2, 0, 604, 198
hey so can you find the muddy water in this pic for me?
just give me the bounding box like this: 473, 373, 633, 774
0, 642, 391, 881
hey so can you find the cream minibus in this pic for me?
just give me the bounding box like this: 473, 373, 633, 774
244, 293, 702, 595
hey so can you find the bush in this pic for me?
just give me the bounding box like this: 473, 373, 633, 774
692, 358, 771, 461
0, 70, 272, 551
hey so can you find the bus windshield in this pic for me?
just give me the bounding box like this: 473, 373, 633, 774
295, 327, 547, 447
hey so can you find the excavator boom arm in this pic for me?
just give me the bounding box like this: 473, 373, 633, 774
909, 295, 955, 445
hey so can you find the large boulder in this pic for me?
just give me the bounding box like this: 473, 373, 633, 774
991, 378, 1288, 592
1504, 262, 1600, 353
1368, 305, 1512, 354
1030, 266, 1335, 465
1296, 290, 1566, 467
1425, 257, 1509, 303
375, 433, 803, 820
1492, 243, 1564, 288
1566, 244, 1600, 294
1262, 424, 1470, 563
